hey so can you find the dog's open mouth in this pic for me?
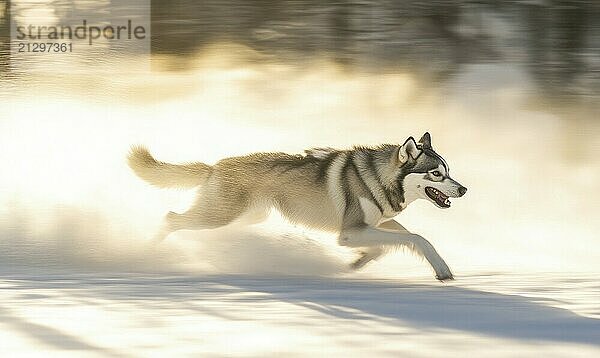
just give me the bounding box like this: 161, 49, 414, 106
425, 187, 451, 208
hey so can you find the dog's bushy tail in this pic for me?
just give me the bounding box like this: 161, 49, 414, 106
127, 146, 211, 189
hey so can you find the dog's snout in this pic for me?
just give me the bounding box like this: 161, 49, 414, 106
458, 186, 467, 197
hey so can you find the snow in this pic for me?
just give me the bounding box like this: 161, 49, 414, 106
1, 57, 599, 356
1, 272, 599, 357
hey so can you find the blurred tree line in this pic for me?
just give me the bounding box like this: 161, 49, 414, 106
152, 0, 599, 101
1, 0, 598, 102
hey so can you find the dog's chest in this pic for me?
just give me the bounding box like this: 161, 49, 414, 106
359, 197, 400, 226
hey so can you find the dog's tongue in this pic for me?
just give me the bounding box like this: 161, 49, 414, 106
438, 193, 450, 207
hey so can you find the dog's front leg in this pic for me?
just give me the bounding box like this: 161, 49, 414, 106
378, 220, 453, 280
350, 247, 384, 270
340, 222, 453, 281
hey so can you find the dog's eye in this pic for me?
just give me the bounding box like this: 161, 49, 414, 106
432, 171, 441, 177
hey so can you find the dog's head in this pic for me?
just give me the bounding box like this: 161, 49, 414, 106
396, 133, 467, 209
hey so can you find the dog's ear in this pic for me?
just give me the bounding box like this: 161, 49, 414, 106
397, 137, 420, 164
419, 132, 432, 149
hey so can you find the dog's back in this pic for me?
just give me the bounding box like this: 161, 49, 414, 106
128, 148, 343, 235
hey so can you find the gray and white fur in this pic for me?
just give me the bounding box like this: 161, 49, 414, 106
128, 132, 467, 281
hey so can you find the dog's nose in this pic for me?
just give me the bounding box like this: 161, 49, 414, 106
458, 186, 467, 197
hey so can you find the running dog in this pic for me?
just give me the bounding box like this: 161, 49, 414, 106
128, 133, 467, 280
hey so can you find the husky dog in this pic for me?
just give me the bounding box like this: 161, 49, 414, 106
128, 133, 466, 281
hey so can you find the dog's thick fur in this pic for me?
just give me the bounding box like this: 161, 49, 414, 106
129, 133, 466, 280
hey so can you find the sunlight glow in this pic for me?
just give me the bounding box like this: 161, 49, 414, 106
1, 47, 599, 278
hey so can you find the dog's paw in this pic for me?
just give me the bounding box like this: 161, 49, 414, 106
435, 266, 454, 282
435, 273, 454, 282
350, 248, 384, 270
350, 252, 373, 270
350, 258, 368, 270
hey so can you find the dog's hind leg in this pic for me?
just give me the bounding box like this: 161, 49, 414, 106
157, 206, 248, 242
154, 183, 252, 242
155, 208, 245, 243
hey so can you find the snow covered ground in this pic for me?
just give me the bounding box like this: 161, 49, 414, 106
1, 272, 599, 357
